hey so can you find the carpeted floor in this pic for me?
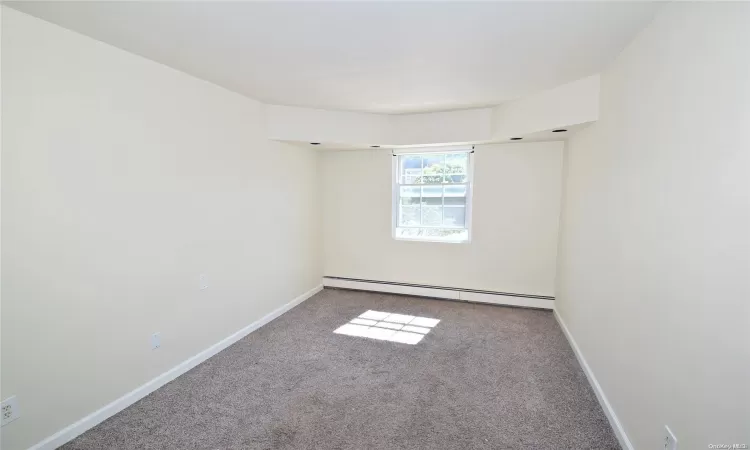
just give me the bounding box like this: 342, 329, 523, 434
62, 288, 620, 450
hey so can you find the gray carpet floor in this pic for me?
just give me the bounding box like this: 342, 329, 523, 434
62, 288, 620, 449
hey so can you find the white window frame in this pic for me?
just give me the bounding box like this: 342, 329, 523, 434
391, 147, 474, 244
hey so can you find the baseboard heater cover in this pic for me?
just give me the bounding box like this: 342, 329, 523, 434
322, 276, 554, 310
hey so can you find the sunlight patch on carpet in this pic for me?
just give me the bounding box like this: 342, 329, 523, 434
333, 310, 440, 345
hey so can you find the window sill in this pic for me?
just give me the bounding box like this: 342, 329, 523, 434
393, 236, 471, 244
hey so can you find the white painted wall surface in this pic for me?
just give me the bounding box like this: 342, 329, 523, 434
265, 79, 597, 148
266, 104, 390, 146
388, 107, 493, 146
267, 104, 495, 147
555, 3, 750, 448
321, 142, 563, 297
492, 75, 600, 140
0, 8, 322, 450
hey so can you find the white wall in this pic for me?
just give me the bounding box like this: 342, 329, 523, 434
389, 107, 493, 146
267, 104, 390, 147
266, 79, 598, 148
556, 3, 750, 449
267, 104, 495, 147
321, 142, 563, 297
492, 75, 600, 140
0, 8, 321, 450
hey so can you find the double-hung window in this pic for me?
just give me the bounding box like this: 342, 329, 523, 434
392, 148, 473, 243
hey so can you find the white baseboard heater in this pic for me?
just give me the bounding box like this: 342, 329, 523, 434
322, 276, 554, 310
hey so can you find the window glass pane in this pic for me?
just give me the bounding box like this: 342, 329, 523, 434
421, 186, 442, 197
444, 185, 466, 196
399, 206, 420, 226
421, 186, 442, 206
421, 206, 442, 226
444, 185, 466, 206
400, 186, 420, 205
420, 154, 445, 184
400, 186, 421, 196
444, 196, 466, 206
400, 155, 422, 184
443, 206, 465, 227
393, 151, 471, 243
445, 153, 468, 178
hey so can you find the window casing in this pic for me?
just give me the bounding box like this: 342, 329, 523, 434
392, 149, 473, 243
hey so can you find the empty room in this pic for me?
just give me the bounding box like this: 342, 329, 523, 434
1, 1, 748, 449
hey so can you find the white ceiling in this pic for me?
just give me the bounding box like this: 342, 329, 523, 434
9, 1, 661, 114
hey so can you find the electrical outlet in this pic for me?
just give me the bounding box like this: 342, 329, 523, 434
151, 332, 161, 350
1, 396, 20, 426
199, 274, 208, 290
664, 425, 678, 450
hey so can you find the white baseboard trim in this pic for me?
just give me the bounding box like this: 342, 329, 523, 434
458, 290, 553, 310
322, 276, 554, 310
29, 284, 323, 450
554, 310, 634, 450
324, 276, 460, 300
